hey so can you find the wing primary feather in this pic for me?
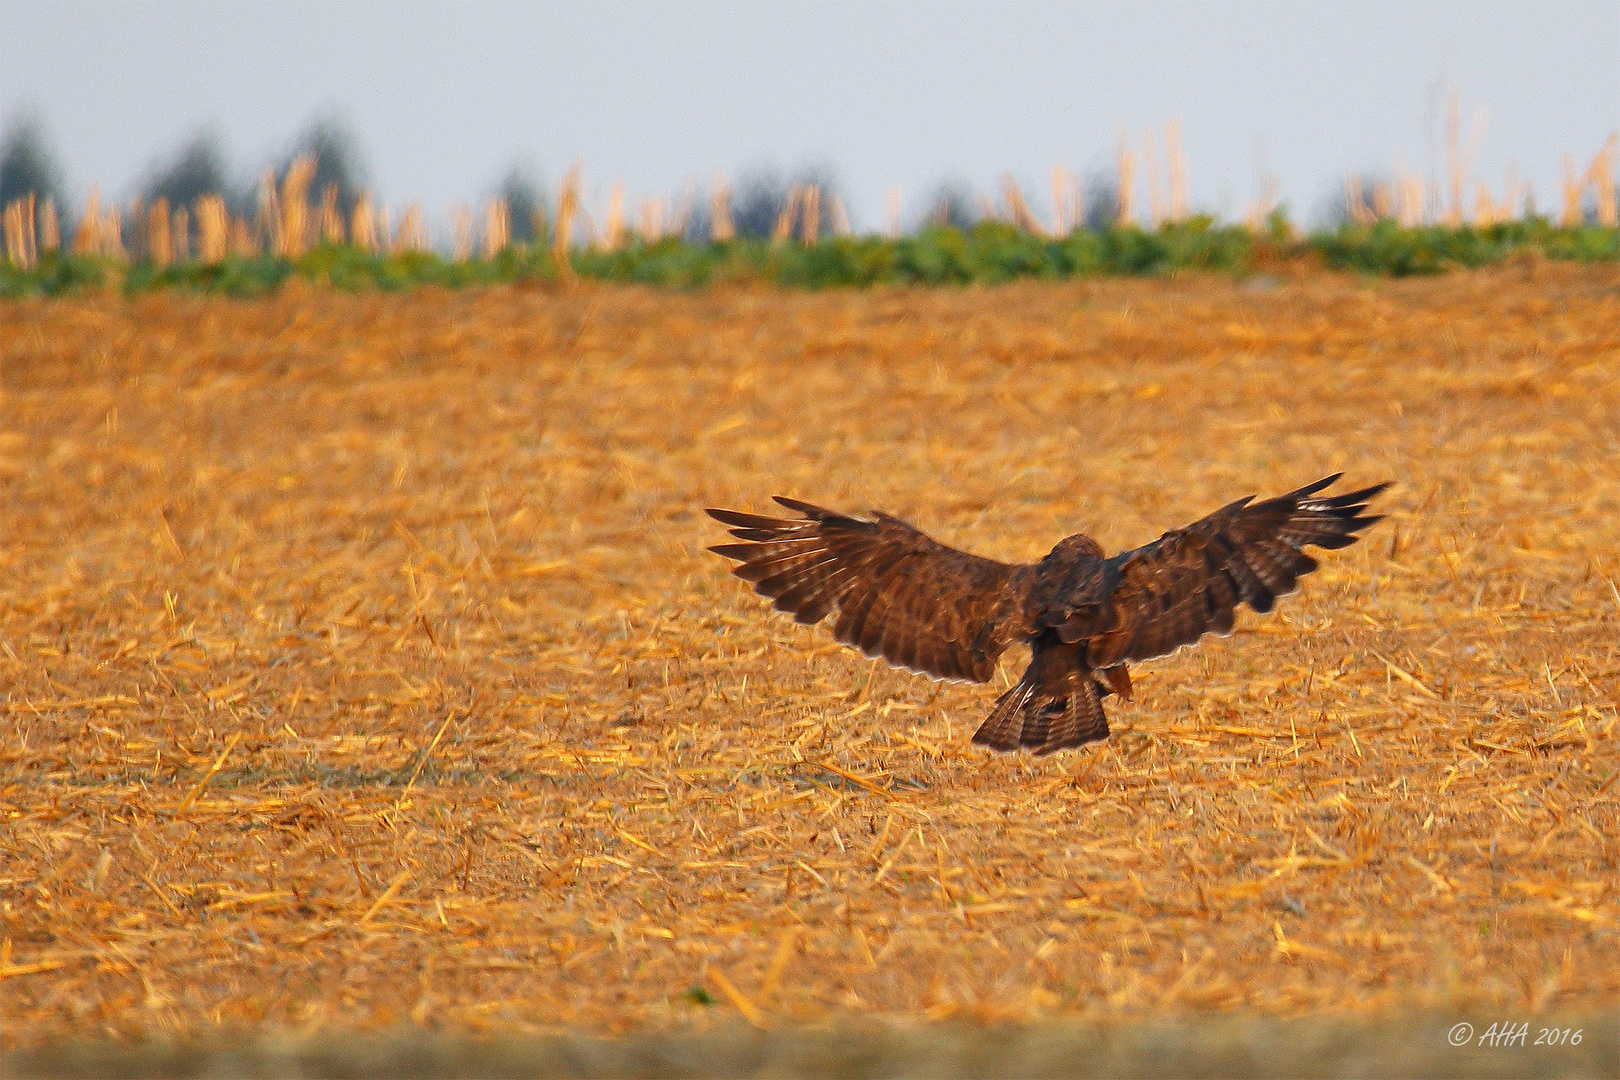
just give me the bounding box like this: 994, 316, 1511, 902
770, 496, 837, 518
1291, 473, 1343, 498
705, 508, 799, 531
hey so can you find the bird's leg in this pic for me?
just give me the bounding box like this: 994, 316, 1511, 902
1102, 665, 1133, 700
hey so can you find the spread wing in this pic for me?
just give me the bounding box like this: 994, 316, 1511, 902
706, 497, 1034, 682
1082, 475, 1389, 668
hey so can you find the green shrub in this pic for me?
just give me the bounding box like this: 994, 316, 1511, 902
3, 220, 1614, 296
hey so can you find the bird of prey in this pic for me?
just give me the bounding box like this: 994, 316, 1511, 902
705, 475, 1387, 755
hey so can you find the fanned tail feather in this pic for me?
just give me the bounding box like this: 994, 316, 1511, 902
972, 637, 1110, 756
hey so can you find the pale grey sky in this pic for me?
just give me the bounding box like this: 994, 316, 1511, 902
3, 0, 1617, 230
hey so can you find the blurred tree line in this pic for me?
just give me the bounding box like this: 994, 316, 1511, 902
8, 110, 1618, 250
2, 112, 376, 241
0, 115, 67, 212
2, 111, 1143, 249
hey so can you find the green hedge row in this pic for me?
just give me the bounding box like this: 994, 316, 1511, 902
3, 218, 1616, 297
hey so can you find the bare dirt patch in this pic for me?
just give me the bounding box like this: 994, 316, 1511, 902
1, 266, 1617, 1048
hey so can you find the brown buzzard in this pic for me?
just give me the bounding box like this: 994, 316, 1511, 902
705, 475, 1388, 755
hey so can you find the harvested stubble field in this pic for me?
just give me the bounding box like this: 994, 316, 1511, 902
0, 265, 1618, 1061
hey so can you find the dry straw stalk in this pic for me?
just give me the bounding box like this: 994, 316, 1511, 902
351, 195, 378, 255
800, 186, 820, 245
484, 199, 510, 258
552, 165, 581, 280
3, 195, 38, 269
1116, 131, 1134, 227
146, 198, 171, 269
709, 173, 735, 242
1001, 176, 1045, 237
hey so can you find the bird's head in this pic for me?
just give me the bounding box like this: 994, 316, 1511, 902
1043, 533, 1105, 563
